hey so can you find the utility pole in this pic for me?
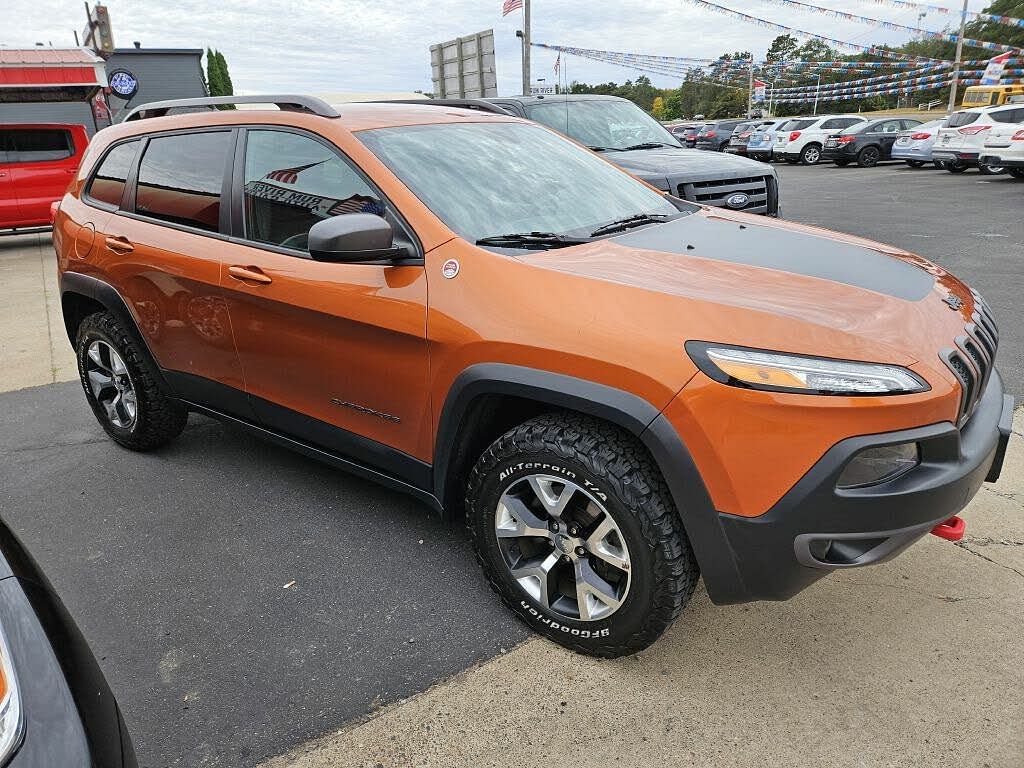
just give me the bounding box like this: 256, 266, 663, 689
747, 57, 754, 117
522, 0, 532, 95
947, 0, 969, 113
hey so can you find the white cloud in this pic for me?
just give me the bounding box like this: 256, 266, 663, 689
1, 0, 997, 93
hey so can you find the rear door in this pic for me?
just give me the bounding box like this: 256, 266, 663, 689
5, 127, 80, 226
875, 120, 904, 157
218, 127, 431, 469
93, 129, 248, 414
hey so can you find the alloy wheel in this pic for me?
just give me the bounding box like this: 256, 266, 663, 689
85, 340, 138, 429
494, 474, 631, 622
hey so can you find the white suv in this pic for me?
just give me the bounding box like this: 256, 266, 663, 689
774, 114, 868, 164
980, 113, 1024, 178
933, 103, 1024, 174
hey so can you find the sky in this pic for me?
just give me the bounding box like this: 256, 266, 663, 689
2, 0, 1001, 94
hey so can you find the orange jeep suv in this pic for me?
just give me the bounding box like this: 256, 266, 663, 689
54, 96, 1013, 657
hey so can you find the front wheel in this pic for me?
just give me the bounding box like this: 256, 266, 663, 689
466, 414, 699, 657
75, 312, 188, 450
905, 159, 926, 168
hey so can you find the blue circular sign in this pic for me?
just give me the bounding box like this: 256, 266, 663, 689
108, 69, 139, 99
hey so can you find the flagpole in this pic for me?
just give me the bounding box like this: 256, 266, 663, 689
947, 0, 969, 113
522, 0, 532, 95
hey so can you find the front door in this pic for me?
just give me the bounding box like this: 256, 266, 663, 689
218, 128, 431, 478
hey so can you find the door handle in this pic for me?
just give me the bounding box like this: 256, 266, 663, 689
228, 265, 272, 285
104, 236, 134, 254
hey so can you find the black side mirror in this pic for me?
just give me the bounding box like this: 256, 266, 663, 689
308, 214, 406, 263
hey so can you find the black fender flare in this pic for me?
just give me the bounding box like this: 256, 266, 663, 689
59, 271, 169, 388
433, 363, 750, 604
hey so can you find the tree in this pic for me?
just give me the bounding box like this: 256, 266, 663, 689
795, 39, 837, 62
766, 34, 800, 63
206, 48, 235, 109
651, 96, 666, 119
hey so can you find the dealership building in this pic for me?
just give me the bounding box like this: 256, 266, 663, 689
0, 46, 207, 134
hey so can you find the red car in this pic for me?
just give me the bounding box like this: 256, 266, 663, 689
1, 124, 89, 231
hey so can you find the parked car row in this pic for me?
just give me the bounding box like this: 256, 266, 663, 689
685, 105, 1024, 178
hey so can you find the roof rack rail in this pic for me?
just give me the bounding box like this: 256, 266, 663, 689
121, 95, 340, 122
373, 98, 511, 115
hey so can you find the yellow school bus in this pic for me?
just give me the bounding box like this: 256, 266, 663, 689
962, 84, 1024, 107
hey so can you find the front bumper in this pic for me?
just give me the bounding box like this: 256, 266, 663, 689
710, 370, 1012, 603
979, 153, 1024, 168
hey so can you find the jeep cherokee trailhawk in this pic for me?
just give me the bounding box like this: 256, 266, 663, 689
54, 95, 1013, 657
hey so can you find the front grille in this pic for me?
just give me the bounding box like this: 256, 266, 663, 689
678, 174, 775, 215
941, 290, 999, 426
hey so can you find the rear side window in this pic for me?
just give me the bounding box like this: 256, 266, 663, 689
991, 108, 1024, 124
788, 119, 815, 130
88, 141, 139, 208
135, 132, 230, 233
242, 129, 384, 251
1, 128, 73, 163
948, 112, 980, 128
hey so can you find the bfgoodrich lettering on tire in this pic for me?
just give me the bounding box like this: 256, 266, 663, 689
75, 311, 188, 450
466, 413, 699, 657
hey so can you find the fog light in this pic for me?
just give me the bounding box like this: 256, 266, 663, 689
837, 443, 919, 489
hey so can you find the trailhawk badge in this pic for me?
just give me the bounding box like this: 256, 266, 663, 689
725, 192, 750, 209
441, 259, 460, 279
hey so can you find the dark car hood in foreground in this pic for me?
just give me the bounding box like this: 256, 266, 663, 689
607, 146, 775, 188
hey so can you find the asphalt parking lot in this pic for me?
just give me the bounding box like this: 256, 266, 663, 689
0, 161, 1021, 768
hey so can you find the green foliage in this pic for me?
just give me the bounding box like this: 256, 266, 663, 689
766, 34, 799, 63
205, 48, 235, 110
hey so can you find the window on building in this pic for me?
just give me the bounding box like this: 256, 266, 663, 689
88, 141, 139, 208
242, 129, 384, 251
1, 129, 73, 163
135, 131, 230, 232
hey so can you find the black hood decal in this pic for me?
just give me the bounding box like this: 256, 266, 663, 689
612, 214, 934, 302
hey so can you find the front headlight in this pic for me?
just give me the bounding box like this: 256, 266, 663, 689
686, 342, 929, 395
0, 626, 23, 763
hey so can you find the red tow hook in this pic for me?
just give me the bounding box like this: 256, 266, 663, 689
931, 515, 966, 542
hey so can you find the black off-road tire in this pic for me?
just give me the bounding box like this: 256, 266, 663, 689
466, 413, 699, 657
75, 312, 188, 450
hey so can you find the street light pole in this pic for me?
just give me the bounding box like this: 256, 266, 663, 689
947, 0, 969, 113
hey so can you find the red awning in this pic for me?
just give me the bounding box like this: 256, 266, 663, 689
0, 48, 107, 89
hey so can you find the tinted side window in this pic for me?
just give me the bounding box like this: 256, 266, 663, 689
4, 129, 73, 162
242, 130, 384, 252
789, 119, 816, 130
878, 121, 902, 133
88, 141, 139, 208
135, 132, 230, 233
991, 108, 1024, 124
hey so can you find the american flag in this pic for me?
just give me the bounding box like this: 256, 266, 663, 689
502, 0, 523, 16
554, 52, 560, 76
263, 160, 325, 184
328, 194, 385, 217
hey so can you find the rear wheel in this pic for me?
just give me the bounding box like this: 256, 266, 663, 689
946, 161, 969, 173
799, 144, 822, 165
75, 312, 188, 450
904, 159, 925, 168
978, 164, 1006, 175
1010, 168, 1024, 179
466, 413, 699, 657
857, 146, 881, 167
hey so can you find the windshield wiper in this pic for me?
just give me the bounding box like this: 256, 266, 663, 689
590, 213, 671, 238
587, 145, 623, 152
475, 231, 590, 249
620, 142, 679, 151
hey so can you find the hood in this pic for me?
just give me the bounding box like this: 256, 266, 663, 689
515, 208, 974, 371
606, 147, 775, 188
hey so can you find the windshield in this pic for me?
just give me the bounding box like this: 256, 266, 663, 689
524, 99, 682, 151
357, 122, 684, 243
